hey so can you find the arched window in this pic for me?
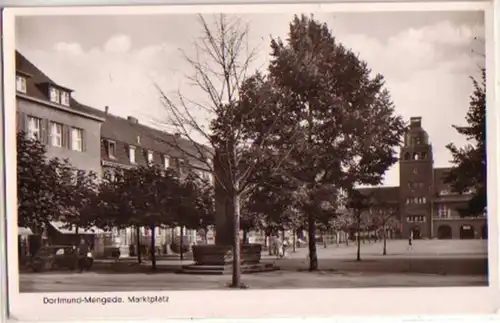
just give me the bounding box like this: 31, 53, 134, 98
404, 152, 410, 160
413, 153, 419, 160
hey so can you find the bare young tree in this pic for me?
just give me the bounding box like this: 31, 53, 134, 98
152, 14, 295, 288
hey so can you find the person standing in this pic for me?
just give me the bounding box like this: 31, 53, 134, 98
408, 230, 413, 250
76, 238, 89, 273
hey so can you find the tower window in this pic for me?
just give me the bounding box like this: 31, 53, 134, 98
413, 153, 419, 160
421, 152, 427, 159
404, 152, 410, 160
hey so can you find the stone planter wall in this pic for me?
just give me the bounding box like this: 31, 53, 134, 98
192, 243, 262, 265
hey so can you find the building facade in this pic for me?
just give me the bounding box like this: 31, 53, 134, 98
100, 111, 213, 257
16, 51, 214, 259
16, 52, 105, 175
16, 51, 106, 258
363, 117, 486, 240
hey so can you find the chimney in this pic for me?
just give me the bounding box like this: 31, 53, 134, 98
104, 106, 109, 115
127, 116, 139, 124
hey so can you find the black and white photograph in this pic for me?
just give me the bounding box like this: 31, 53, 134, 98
2, 2, 498, 320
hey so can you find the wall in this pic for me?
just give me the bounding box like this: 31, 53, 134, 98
17, 98, 103, 176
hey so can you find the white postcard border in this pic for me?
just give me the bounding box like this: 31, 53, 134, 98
3, 2, 499, 321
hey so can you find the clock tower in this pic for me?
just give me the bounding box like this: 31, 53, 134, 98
399, 117, 434, 239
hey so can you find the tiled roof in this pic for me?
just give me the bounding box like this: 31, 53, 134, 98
433, 167, 453, 193
101, 113, 211, 170
355, 186, 400, 204
15, 51, 104, 120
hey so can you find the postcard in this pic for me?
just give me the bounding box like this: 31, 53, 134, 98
1, 2, 498, 321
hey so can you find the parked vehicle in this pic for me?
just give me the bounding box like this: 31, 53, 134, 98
31, 245, 94, 272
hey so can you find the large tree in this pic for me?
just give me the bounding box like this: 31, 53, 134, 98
258, 15, 405, 270
445, 68, 486, 216
156, 15, 296, 287
17, 131, 60, 233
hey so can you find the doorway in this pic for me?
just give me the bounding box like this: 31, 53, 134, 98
459, 225, 475, 239
437, 225, 452, 239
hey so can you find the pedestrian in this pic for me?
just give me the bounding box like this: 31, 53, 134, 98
76, 238, 89, 273
408, 231, 413, 250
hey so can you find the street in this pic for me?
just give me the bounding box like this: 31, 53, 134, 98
19, 240, 489, 292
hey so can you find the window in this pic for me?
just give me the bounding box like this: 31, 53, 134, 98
163, 155, 170, 169
108, 141, 116, 158
71, 128, 83, 151
60, 91, 70, 106
413, 168, 418, 174
16, 75, 27, 93
413, 153, 419, 160
437, 205, 450, 218
136, 136, 141, 144
105, 168, 116, 182
147, 151, 154, 164
129, 146, 136, 164
49, 87, 59, 103
50, 122, 63, 147
27, 116, 41, 140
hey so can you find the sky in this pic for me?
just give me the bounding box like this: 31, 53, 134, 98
15, 10, 485, 187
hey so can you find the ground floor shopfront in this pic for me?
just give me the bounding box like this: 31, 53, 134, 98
432, 217, 487, 240
110, 226, 199, 258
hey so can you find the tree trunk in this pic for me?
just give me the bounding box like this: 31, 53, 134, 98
231, 190, 242, 288
292, 228, 296, 252
383, 226, 387, 256
307, 212, 318, 271
136, 226, 142, 264
74, 225, 80, 269
322, 230, 327, 248
180, 226, 184, 261
151, 226, 156, 270
243, 230, 248, 244
356, 212, 361, 261
345, 231, 349, 246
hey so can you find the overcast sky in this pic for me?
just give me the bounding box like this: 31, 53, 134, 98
15, 10, 485, 186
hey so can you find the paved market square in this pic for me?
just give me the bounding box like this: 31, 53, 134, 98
20, 239, 489, 292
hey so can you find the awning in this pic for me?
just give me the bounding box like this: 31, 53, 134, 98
18, 227, 33, 236
50, 221, 105, 235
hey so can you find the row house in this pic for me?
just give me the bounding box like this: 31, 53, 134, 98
15, 51, 106, 258
16, 51, 214, 259
100, 111, 213, 257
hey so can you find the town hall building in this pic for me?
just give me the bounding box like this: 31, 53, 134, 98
361, 117, 487, 240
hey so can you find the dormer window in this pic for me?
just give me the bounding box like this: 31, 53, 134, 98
16, 75, 27, 93
147, 151, 154, 164
129, 146, 136, 164
60, 91, 70, 106
49, 87, 59, 103
163, 155, 170, 169
48, 86, 70, 106
107, 140, 116, 158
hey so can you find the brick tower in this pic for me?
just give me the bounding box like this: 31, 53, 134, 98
399, 117, 434, 239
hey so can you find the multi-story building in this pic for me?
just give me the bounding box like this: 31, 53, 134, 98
16, 51, 214, 258
100, 110, 213, 257
15, 51, 106, 256
16, 51, 105, 175
358, 117, 486, 240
